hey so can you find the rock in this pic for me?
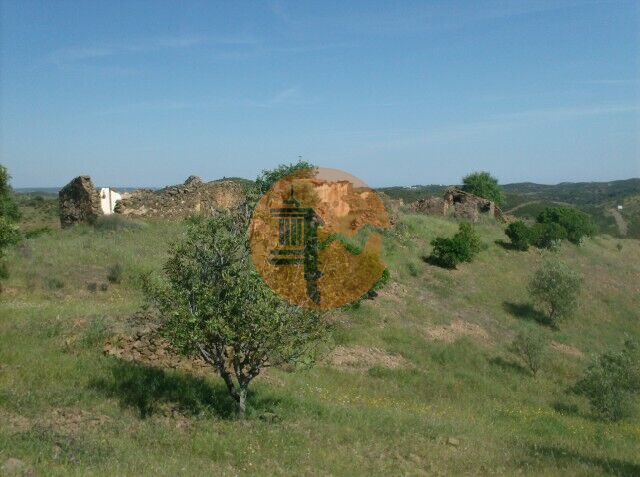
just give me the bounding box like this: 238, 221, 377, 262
446, 437, 460, 447
1, 458, 33, 476
58, 176, 103, 227
184, 175, 203, 186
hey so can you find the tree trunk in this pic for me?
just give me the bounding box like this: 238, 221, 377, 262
238, 387, 247, 419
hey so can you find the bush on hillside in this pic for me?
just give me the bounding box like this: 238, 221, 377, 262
505, 220, 532, 251
429, 222, 481, 269
462, 171, 504, 206
574, 339, 640, 421
531, 222, 567, 250
0, 165, 21, 222
537, 206, 596, 245
107, 263, 123, 284
0, 165, 21, 284
510, 327, 547, 377
528, 260, 581, 327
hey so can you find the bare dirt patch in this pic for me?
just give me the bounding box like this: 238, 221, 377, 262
0, 409, 32, 433
47, 408, 111, 434
376, 281, 408, 302
325, 345, 409, 371
550, 341, 584, 358
425, 319, 490, 344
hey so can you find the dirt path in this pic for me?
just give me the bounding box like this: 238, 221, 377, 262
607, 208, 628, 236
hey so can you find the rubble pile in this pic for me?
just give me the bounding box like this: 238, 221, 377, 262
102, 316, 211, 376
115, 176, 246, 219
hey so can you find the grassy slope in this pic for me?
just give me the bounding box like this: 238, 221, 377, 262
0, 207, 639, 475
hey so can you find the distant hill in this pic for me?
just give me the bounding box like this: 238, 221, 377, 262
502, 178, 640, 206
377, 178, 640, 239
376, 185, 448, 203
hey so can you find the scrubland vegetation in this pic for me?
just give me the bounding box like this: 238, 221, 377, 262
0, 169, 639, 475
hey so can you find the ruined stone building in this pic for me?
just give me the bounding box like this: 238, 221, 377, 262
58, 175, 246, 227
411, 187, 503, 222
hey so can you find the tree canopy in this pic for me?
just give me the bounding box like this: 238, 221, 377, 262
462, 171, 504, 206
145, 208, 329, 417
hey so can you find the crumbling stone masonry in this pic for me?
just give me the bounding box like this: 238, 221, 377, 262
59, 175, 247, 226
116, 176, 245, 219
59, 176, 103, 228
411, 187, 503, 222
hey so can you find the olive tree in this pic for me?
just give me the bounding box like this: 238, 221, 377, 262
528, 260, 581, 327
145, 209, 328, 417
510, 327, 547, 377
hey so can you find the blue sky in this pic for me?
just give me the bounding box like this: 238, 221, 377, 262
1, 0, 638, 188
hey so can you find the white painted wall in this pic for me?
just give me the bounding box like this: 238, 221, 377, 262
100, 187, 122, 215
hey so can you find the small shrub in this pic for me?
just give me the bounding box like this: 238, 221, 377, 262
574, 339, 640, 421
616, 243, 623, 252
107, 263, 123, 284
87, 282, 98, 292
528, 260, 581, 327
510, 328, 547, 377
429, 222, 481, 269
99, 283, 109, 292
537, 206, 596, 245
0, 218, 21, 247
505, 220, 532, 251
82, 316, 111, 347
45, 276, 65, 290
531, 222, 566, 250
407, 262, 420, 277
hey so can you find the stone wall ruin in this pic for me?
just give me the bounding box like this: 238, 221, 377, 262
411, 187, 503, 222
59, 175, 247, 227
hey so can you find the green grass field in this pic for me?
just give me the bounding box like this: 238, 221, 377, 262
1, 202, 639, 475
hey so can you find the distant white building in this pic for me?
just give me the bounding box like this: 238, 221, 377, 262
100, 187, 122, 215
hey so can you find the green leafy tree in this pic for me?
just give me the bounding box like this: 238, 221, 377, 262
0, 165, 21, 280
461, 171, 504, 206
531, 222, 567, 250
575, 339, 640, 421
505, 220, 532, 251
510, 327, 547, 377
537, 206, 596, 245
145, 209, 329, 418
0, 165, 21, 222
430, 222, 481, 269
528, 260, 581, 327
